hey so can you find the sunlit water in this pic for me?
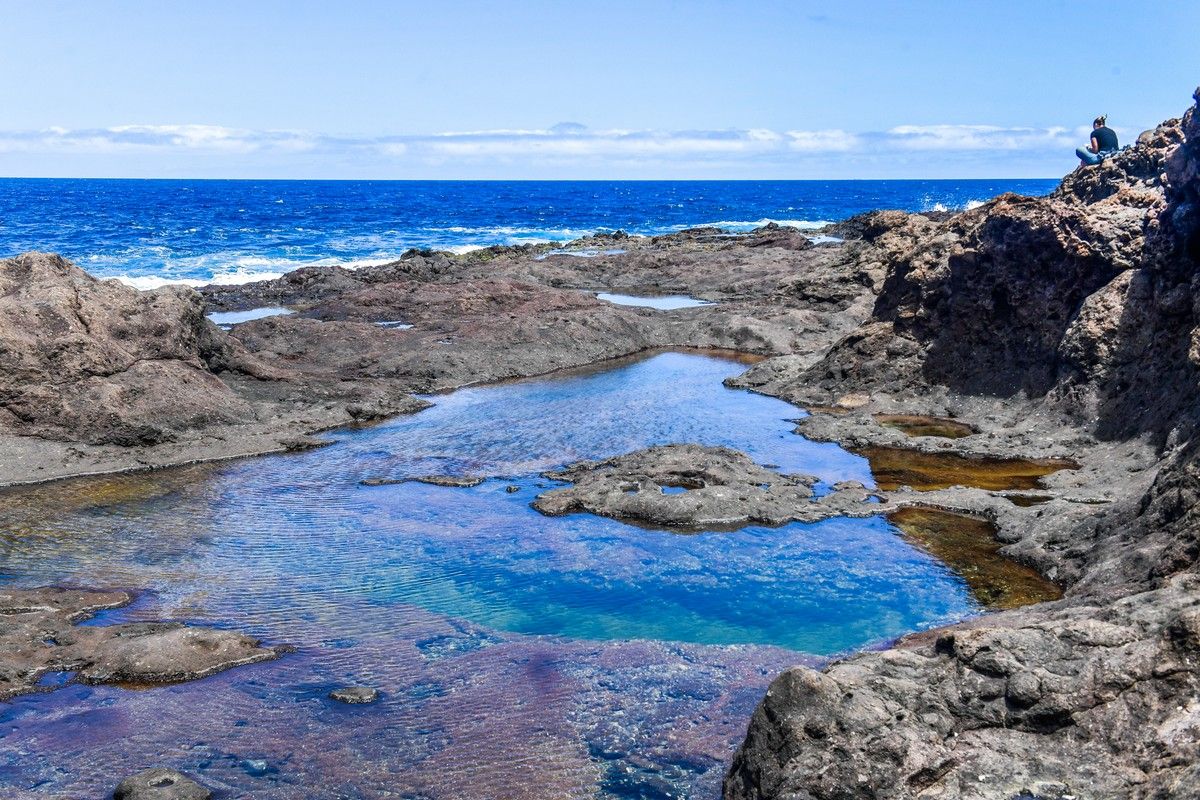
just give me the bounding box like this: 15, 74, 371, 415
0, 353, 982, 799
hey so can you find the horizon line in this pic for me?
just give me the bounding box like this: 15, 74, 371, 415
0, 175, 1064, 183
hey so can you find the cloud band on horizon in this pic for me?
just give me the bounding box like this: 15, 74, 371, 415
0, 121, 1149, 179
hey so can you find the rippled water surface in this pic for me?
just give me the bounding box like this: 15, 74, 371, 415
0, 353, 981, 799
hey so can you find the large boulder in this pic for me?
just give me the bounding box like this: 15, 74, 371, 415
0, 253, 266, 445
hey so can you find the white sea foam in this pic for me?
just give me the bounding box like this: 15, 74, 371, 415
692, 218, 834, 232
922, 198, 988, 213
113, 267, 288, 290
109, 253, 409, 290
534, 248, 626, 261
446, 245, 487, 255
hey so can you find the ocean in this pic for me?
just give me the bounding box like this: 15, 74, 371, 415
0, 178, 1059, 288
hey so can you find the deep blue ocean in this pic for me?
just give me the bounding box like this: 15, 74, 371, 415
0, 178, 1058, 288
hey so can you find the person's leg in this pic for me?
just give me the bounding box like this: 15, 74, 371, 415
1076, 146, 1101, 165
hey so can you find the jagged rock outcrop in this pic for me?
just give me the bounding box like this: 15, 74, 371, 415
0, 253, 262, 446
745, 113, 1184, 424
725, 89, 1200, 800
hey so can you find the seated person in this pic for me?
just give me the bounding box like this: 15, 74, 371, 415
1077, 115, 1119, 165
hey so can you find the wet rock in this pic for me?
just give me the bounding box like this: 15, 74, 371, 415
413, 475, 485, 488
330, 686, 380, 704
0, 587, 283, 700
533, 444, 879, 530
360, 475, 484, 488
505, 484, 521, 493
112, 768, 211, 800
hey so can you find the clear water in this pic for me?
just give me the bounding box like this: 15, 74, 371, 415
0, 353, 980, 799
0, 178, 1059, 287
205, 307, 294, 326
596, 293, 714, 310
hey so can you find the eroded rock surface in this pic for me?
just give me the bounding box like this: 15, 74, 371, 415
725, 89, 1200, 799
330, 686, 381, 704
533, 444, 878, 529
113, 768, 212, 800
3, 219, 886, 487
0, 586, 283, 700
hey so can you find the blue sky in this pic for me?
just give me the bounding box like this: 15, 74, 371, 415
1, 0, 1197, 179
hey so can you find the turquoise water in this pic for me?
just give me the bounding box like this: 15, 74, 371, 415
0, 352, 980, 798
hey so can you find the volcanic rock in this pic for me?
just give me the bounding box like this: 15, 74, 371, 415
0, 587, 283, 700
113, 768, 211, 800
330, 686, 381, 704
724, 88, 1200, 800
533, 444, 879, 529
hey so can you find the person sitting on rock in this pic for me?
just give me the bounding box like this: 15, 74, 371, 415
1076, 115, 1119, 165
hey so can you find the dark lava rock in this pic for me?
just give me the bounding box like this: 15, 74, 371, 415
413, 475, 485, 488
359, 477, 407, 486
532, 444, 878, 529
113, 768, 211, 800
360, 475, 484, 488
329, 686, 380, 704
0, 587, 284, 700
725, 88, 1200, 800
505, 484, 521, 493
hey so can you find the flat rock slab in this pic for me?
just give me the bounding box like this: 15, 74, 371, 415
329, 685, 381, 704
113, 768, 211, 800
0, 587, 284, 700
533, 444, 881, 530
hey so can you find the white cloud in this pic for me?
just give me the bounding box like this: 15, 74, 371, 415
786, 129, 859, 151
0, 118, 1124, 177
885, 124, 1076, 151
0, 124, 319, 154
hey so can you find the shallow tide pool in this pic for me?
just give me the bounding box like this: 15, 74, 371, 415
0, 352, 982, 799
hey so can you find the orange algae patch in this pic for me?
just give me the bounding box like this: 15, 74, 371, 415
857, 446, 1078, 491
888, 507, 1062, 610
874, 414, 977, 439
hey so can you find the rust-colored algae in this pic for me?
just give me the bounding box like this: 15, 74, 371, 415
857, 446, 1078, 491
888, 507, 1062, 609
874, 413, 977, 439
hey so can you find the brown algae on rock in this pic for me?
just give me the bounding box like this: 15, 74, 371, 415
874, 413, 977, 439
888, 507, 1062, 609
1005, 493, 1054, 507
856, 445, 1079, 491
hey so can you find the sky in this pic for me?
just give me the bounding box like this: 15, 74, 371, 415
1, 0, 1197, 179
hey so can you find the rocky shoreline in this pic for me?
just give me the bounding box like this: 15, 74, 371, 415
1, 89, 1197, 799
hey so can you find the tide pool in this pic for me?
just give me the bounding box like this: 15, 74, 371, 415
0, 352, 982, 799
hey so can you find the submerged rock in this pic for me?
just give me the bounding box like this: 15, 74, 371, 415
329, 686, 380, 704
360, 475, 484, 488
413, 475, 485, 488
0, 587, 284, 700
533, 444, 879, 530
112, 768, 211, 800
